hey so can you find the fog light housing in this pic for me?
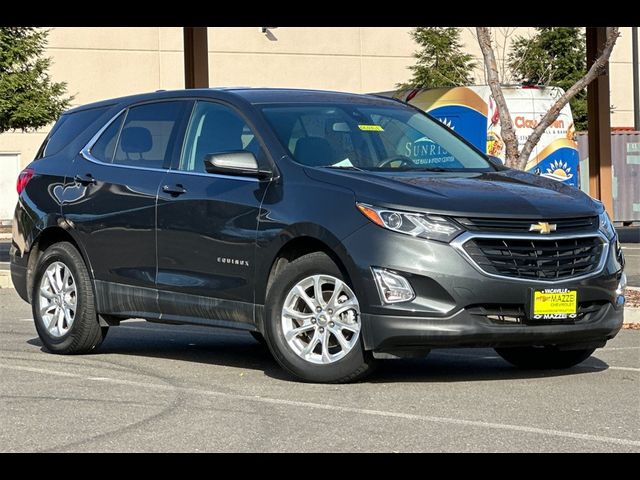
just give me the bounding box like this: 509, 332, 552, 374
372, 268, 415, 304
616, 272, 627, 296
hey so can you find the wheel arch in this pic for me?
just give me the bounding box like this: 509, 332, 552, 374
25, 225, 94, 303
257, 229, 360, 307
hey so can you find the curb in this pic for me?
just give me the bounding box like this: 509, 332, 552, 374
0, 270, 12, 289
625, 307, 640, 324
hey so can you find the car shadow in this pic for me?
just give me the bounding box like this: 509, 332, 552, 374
368, 352, 609, 383
26, 322, 611, 384
27, 324, 293, 382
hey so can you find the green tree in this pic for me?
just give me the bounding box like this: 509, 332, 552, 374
400, 27, 476, 89
0, 27, 71, 133
508, 27, 587, 130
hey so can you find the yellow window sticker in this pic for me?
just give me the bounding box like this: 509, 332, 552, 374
358, 124, 384, 132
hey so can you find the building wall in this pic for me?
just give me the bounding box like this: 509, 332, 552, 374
0, 26, 637, 172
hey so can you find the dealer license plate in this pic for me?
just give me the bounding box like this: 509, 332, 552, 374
531, 288, 577, 320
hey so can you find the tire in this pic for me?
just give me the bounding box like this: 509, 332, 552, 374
32, 242, 107, 354
263, 252, 376, 383
495, 346, 595, 370
249, 331, 267, 346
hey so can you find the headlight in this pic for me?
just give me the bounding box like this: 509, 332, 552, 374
357, 203, 462, 242
598, 211, 616, 240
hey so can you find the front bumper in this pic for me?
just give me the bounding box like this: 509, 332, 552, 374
338, 223, 625, 351
362, 302, 623, 351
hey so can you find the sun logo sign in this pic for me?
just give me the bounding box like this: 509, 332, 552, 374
438, 118, 454, 130
544, 160, 573, 182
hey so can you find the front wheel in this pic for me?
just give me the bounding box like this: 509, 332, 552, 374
264, 252, 376, 383
495, 346, 595, 369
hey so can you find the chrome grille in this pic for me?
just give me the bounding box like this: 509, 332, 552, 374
455, 216, 598, 233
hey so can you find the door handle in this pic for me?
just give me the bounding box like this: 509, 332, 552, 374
74, 173, 96, 186
162, 184, 187, 196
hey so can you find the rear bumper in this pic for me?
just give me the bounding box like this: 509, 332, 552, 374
362, 302, 623, 351
10, 243, 29, 303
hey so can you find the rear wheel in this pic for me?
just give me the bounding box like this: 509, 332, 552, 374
264, 252, 376, 383
32, 242, 107, 354
495, 346, 595, 369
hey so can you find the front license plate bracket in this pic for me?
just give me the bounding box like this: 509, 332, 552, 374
528, 288, 578, 321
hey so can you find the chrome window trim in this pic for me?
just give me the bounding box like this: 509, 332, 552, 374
450, 230, 610, 284
80, 107, 171, 174
163, 169, 259, 182
80, 106, 260, 183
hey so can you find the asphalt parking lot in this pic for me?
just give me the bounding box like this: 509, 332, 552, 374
1, 288, 638, 452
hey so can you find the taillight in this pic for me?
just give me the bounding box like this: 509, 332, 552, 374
16, 168, 34, 194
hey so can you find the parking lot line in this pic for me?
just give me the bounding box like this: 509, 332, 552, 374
2, 362, 639, 448
588, 365, 640, 372
600, 346, 640, 351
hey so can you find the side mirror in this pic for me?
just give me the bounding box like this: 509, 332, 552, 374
487, 155, 506, 168
203, 151, 271, 179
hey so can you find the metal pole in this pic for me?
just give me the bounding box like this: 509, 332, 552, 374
586, 27, 614, 215
633, 27, 639, 131
183, 27, 209, 89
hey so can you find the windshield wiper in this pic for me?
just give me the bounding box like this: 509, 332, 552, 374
381, 166, 453, 172
323, 165, 366, 172
411, 167, 452, 172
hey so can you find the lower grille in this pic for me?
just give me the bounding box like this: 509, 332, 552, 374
462, 236, 604, 281
467, 301, 607, 325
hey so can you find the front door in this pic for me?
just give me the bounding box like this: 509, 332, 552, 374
156, 100, 271, 328
64, 100, 191, 315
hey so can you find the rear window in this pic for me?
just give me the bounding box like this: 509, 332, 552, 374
38, 106, 110, 158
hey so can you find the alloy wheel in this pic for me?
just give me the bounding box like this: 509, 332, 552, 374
281, 275, 361, 364
38, 261, 77, 338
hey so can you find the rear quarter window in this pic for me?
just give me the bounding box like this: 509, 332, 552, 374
38, 106, 111, 158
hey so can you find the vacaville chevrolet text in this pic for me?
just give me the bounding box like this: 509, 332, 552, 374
10, 88, 627, 383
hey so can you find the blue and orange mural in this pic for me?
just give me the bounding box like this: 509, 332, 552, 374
389, 86, 580, 187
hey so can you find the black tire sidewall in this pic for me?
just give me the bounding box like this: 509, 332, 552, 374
264, 252, 371, 383
32, 243, 97, 353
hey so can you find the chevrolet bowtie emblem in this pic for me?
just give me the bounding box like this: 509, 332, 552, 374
529, 222, 557, 234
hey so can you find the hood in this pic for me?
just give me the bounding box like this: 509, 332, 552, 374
304, 167, 601, 219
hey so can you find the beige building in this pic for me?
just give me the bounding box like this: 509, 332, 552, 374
0, 27, 637, 219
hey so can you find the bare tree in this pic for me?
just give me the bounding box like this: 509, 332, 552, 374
476, 26, 620, 170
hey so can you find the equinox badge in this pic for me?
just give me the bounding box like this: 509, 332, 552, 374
529, 222, 557, 234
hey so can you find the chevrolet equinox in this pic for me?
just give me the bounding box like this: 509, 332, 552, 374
10, 88, 627, 382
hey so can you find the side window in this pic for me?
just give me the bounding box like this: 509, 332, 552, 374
112, 102, 186, 169
39, 106, 109, 158
180, 101, 264, 173
90, 113, 125, 163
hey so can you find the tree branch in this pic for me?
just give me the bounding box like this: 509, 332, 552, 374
518, 27, 619, 163
477, 27, 520, 167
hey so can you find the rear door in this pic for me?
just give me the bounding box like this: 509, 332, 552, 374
155, 100, 271, 327
64, 100, 191, 316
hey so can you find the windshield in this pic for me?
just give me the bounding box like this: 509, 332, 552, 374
260, 102, 492, 172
